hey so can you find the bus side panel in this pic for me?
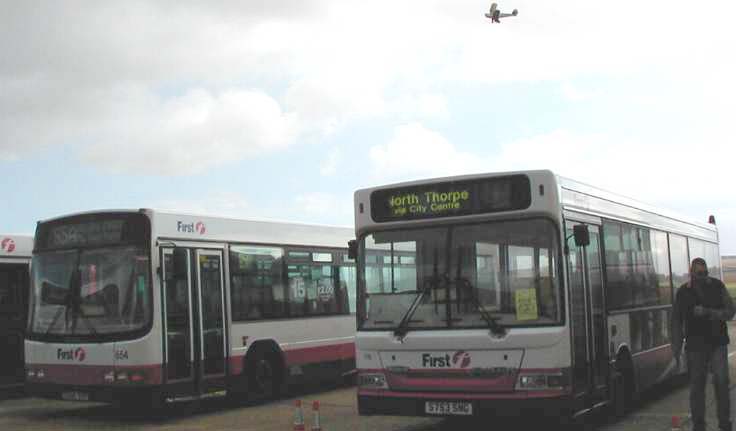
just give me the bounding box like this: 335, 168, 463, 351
228, 315, 355, 384
628, 309, 676, 392
520, 333, 572, 370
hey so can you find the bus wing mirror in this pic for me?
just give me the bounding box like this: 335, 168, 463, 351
172, 248, 189, 279
347, 240, 358, 260
573, 224, 590, 247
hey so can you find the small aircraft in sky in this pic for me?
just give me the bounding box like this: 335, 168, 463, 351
485, 2, 518, 23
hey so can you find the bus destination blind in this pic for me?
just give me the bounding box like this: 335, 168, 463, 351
36, 214, 150, 250
370, 175, 531, 222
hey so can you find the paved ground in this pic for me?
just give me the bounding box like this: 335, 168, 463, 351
1, 369, 733, 431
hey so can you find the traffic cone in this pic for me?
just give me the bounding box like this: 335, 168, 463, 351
293, 400, 305, 431
671, 415, 682, 431
311, 401, 322, 431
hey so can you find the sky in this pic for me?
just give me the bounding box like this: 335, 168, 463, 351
2, 1, 736, 254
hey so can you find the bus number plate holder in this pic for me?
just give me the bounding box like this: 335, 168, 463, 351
62, 391, 89, 401
425, 401, 472, 416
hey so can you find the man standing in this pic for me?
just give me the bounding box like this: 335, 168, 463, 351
672, 257, 735, 431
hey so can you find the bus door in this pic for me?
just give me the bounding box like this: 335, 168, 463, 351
162, 248, 228, 400
566, 223, 608, 405
194, 249, 227, 396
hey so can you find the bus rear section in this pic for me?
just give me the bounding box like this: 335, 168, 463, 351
24, 212, 162, 405
1, 234, 32, 389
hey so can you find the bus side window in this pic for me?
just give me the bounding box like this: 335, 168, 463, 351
230, 246, 285, 321
339, 261, 357, 314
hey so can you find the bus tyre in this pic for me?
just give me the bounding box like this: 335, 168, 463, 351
247, 349, 281, 402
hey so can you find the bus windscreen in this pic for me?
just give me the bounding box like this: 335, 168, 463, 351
370, 175, 531, 222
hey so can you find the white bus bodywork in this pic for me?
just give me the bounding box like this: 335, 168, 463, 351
353, 170, 718, 418
25, 210, 356, 405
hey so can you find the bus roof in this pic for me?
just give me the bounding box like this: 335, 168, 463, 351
354, 170, 718, 241
36, 209, 354, 250
0, 234, 34, 259
558, 176, 717, 241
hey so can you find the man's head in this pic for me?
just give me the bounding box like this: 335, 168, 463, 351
691, 257, 708, 281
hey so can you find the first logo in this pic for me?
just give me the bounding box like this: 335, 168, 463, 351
1, 238, 16, 253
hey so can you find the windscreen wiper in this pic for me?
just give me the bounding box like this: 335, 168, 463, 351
44, 284, 68, 337
393, 276, 441, 339
452, 276, 505, 337
453, 247, 505, 337
394, 247, 441, 339
76, 306, 99, 336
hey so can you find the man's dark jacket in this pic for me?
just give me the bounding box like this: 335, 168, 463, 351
672, 276, 736, 356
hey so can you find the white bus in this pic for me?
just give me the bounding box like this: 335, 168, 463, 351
24, 209, 357, 406
351, 170, 721, 419
1, 234, 33, 389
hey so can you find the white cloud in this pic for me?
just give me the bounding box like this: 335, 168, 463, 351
79, 88, 297, 175
386, 93, 450, 121
295, 192, 352, 218
152, 191, 253, 219
4, 0, 736, 172
0, 1, 460, 168
369, 123, 484, 182
560, 82, 601, 102
320, 147, 341, 176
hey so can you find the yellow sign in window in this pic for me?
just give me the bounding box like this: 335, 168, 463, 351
515, 289, 539, 321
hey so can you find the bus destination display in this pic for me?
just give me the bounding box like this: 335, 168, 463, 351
46, 220, 125, 248
370, 175, 531, 222
36, 214, 150, 250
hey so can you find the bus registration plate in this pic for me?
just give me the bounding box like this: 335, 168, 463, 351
425, 401, 472, 416
61, 391, 89, 401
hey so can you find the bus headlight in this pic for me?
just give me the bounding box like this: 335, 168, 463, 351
112, 370, 146, 384
516, 373, 568, 390
26, 369, 46, 379
358, 373, 388, 389
116, 372, 129, 382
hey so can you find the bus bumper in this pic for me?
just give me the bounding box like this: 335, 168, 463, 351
25, 382, 163, 406
357, 390, 573, 417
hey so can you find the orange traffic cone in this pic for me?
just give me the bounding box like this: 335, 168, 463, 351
671, 415, 682, 431
311, 401, 322, 431
293, 400, 305, 431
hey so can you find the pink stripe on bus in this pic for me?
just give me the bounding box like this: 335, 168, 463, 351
358, 388, 569, 399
